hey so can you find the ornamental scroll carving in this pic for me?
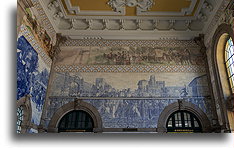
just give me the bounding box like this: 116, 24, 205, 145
107, 0, 154, 12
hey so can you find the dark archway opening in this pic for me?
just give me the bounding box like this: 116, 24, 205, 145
166, 110, 202, 133
58, 110, 94, 133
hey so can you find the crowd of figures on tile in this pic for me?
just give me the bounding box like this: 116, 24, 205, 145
17, 36, 50, 125
50, 72, 210, 98
102, 47, 205, 65
46, 98, 212, 128
56, 46, 205, 66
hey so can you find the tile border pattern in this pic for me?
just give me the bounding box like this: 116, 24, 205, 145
61, 39, 199, 48
54, 65, 206, 73
32, 0, 57, 45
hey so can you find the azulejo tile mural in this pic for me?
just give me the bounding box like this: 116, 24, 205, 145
46, 42, 213, 129
17, 35, 51, 125
56, 46, 205, 66
46, 97, 212, 128
50, 72, 210, 99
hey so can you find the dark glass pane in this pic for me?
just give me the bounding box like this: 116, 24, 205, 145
58, 110, 94, 132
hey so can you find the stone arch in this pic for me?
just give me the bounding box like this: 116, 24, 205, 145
157, 101, 211, 133
16, 95, 32, 133
211, 23, 234, 131
48, 100, 102, 133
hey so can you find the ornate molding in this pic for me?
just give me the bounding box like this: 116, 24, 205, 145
108, 0, 154, 15
204, 0, 231, 48
61, 0, 201, 17
45, 0, 212, 31
37, 0, 223, 40
138, 0, 199, 16
32, 0, 57, 45
63, 0, 125, 15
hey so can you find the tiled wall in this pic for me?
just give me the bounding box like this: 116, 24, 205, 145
17, 25, 51, 128
46, 43, 214, 129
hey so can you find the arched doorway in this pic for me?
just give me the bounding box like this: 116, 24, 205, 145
166, 110, 202, 133
58, 110, 94, 133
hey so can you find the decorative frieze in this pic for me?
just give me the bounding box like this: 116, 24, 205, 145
54, 65, 206, 73
42, 0, 216, 36
32, 0, 57, 45
61, 39, 199, 47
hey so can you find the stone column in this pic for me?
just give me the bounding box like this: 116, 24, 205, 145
38, 34, 67, 133
194, 34, 221, 132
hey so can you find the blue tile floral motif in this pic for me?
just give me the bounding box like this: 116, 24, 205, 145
17, 36, 50, 125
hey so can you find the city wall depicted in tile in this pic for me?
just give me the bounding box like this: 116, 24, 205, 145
50, 72, 210, 99
17, 34, 51, 125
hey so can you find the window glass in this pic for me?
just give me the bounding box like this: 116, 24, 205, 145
225, 38, 234, 90
58, 110, 94, 132
166, 111, 202, 133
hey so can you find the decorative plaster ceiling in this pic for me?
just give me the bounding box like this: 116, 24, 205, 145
38, 0, 229, 40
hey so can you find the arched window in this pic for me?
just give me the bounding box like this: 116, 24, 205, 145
166, 110, 202, 133
225, 38, 234, 92
58, 110, 94, 133
16, 106, 24, 133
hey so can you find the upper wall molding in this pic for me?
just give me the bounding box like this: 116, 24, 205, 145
61, 38, 199, 47
57, 0, 202, 17
204, 0, 232, 48
32, 0, 57, 45
36, 0, 226, 40
66, 0, 199, 16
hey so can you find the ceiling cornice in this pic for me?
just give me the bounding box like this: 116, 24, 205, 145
34, 0, 230, 40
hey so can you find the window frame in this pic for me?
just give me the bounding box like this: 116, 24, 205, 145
166, 110, 202, 133
225, 37, 234, 91
58, 110, 94, 133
